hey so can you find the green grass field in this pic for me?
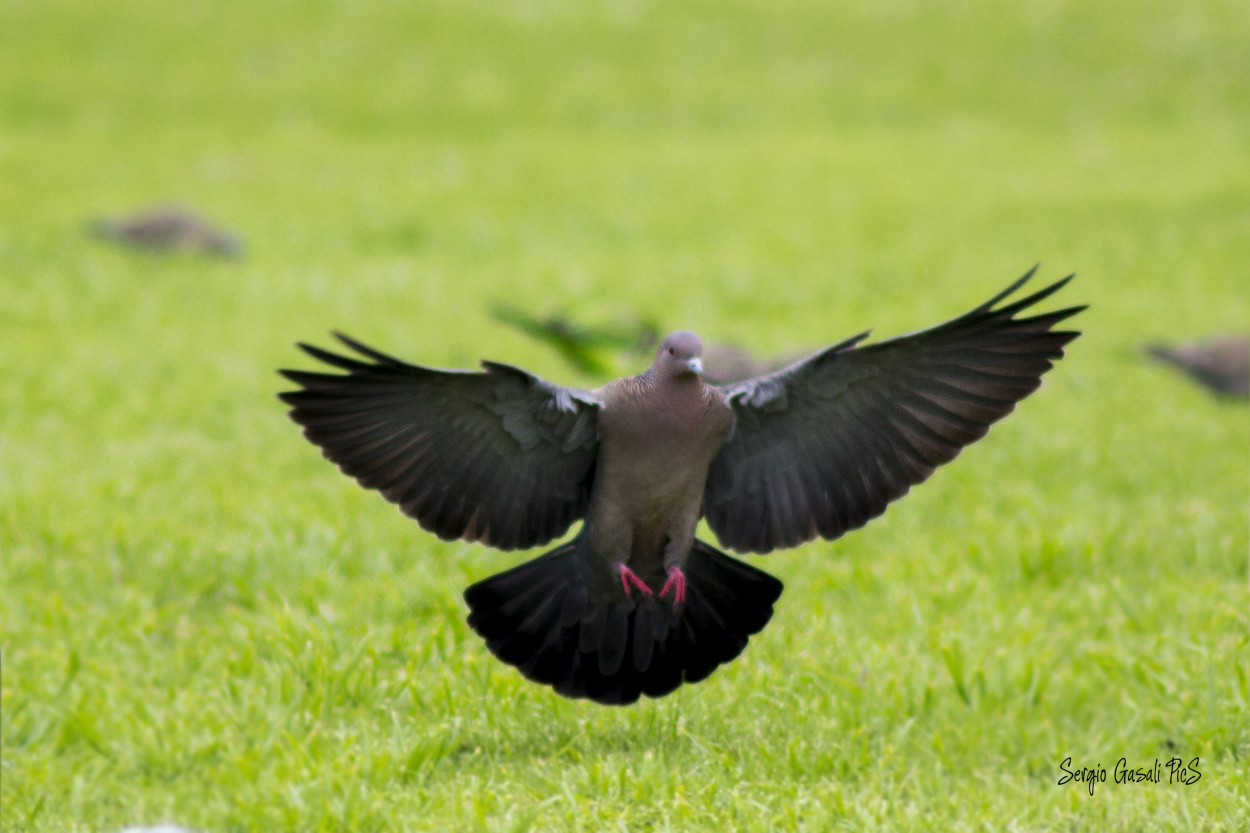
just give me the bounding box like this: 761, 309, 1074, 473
3, 0, 1248, 830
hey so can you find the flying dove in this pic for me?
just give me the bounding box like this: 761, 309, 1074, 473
279, 267, 1084, 705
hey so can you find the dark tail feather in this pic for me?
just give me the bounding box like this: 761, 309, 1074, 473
464, 538, 784, 705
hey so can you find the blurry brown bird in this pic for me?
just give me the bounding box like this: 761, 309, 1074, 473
89, 207, 242, 258
1145, 336, 1249, 400
490, 303, 789, 384
698, 342, 795, 385
279, 267, 1083, 705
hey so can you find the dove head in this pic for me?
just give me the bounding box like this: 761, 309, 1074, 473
655, 331, 705, 379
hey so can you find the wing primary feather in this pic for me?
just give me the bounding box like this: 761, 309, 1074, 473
971, 264, 1040, 313
984, 275, 1076, 319
332, 332, 416, 367
294, 343, 375, 373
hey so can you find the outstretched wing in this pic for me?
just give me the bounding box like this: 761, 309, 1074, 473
279, 334, 602, 551
704, 268, 1085, 554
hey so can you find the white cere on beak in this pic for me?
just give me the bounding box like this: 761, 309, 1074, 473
686, 357, 704, 376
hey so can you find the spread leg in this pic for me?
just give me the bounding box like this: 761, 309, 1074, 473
659, 566, 686, 607
617, 564, 654, 599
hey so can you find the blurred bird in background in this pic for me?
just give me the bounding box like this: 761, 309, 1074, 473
1145, 336, 1249, 400
89, 206, 243, 258
490, 303, 794, 385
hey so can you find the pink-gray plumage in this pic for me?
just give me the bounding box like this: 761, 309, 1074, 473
278, 267, 1084, 704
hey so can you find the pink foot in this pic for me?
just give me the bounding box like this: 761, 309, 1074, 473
617, 564, 654, 599
659, 567, 686, 607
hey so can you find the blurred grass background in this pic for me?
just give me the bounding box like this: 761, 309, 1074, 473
2, 0, 1247, 830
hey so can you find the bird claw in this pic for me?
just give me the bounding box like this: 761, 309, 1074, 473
659, 567, 686, 607
617, 564, 654, 599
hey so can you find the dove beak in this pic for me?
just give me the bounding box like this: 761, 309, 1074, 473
686, 357, 704, 376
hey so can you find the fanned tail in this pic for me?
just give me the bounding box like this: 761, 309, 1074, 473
464, 538, 784, 705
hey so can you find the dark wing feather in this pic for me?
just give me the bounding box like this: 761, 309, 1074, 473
279, 333, 601, 551
705, 268, 1085, 554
